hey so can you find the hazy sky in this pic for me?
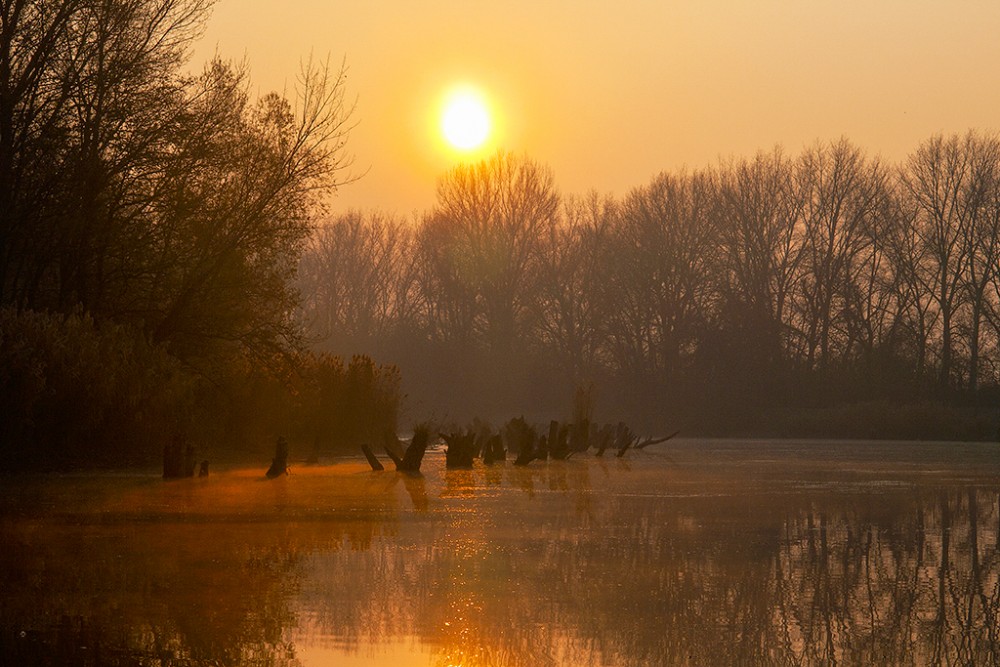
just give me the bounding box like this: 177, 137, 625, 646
192, 1, 1000, 214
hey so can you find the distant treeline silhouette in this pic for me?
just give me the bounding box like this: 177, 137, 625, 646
298, 140, 1000, 437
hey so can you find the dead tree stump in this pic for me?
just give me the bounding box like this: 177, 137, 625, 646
266, 437, 290, 478
483, 434, 505, 465
550, 421, 571, 460
443, 431, 476, 469
386, 427, 429, 473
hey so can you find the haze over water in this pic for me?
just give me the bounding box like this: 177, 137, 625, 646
3, 439, 999, 665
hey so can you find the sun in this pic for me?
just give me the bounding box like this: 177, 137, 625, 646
441, 88, 491, 151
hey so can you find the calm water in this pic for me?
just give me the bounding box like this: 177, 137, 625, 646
1, 439, 999, 666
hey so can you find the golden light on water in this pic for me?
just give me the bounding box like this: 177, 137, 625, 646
440, 87, 491, 151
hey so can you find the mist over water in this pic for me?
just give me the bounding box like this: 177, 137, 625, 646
2, 440, 999, 666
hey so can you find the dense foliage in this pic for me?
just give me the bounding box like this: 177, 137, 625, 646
0, 0, 402, 468
299, 142, 1000, 437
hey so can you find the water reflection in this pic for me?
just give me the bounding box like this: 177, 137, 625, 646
1, 443, 1000, 665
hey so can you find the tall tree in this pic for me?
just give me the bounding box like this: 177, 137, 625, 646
794, 140, 887, 371
610, 170, 718, 382
0, 0, 355, 367
535, 191, 615, 380
902, 133, 980, 390
429, 151, 559, 354
715, 149, 805, 384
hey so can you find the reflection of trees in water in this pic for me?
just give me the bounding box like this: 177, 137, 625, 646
0, 471, 404, 666
295, 485, 1000, 666
3, 470, 1000, 665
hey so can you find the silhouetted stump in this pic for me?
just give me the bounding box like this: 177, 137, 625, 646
550, 421, 571, 460
471, 421, 493, 459
198, 460, 209, 477
615, 422, 636, 458
361, 443, 385, 471
384, 446, 404, 469
266, 437, 289, 478
483, 434, 505, 465
505, 417, 539, 466
506, 417, 539, 466
387, 427, 429, 473
443, 431, 476, 469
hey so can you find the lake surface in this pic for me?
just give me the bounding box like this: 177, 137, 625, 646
1, 439, 999, 666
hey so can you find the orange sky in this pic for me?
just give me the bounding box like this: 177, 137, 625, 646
192, 1, 1000, 214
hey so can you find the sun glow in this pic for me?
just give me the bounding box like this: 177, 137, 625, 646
441, 88, 491, 151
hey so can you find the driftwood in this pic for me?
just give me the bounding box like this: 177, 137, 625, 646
634, 429, 681, 449
265, 437, 289, 478
360, 443, 385, 471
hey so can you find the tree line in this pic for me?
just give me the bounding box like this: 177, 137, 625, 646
0, 0, 399, 467
299, 136, 1000, 438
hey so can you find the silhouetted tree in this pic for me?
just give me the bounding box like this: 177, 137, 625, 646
902, 133, 979, 391
611, 170, 718, 383
429, 151, 559, 354
0, 0, 354, 368
535, 192, 615, 380
793, 140, 886, 373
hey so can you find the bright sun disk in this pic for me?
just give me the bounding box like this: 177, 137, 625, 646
441, 89, 491, 150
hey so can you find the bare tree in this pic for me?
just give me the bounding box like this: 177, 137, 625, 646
298, 210, 417, 351
608, 170, 719, 382
793, 139, 888, 371
956, 134, 1000, 393
535, 191, 616, 380
428, 151, 559, 354
901, 133, 984, 390
715, 149, 805, 376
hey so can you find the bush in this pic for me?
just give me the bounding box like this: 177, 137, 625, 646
0, 310, 404, 470
298, 353, 401, 454
0, 308, 193, 468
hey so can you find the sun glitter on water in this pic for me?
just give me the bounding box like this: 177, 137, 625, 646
440, 87, 491, 151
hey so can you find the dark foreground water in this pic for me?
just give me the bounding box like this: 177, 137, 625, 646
1, 439, 999, 666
